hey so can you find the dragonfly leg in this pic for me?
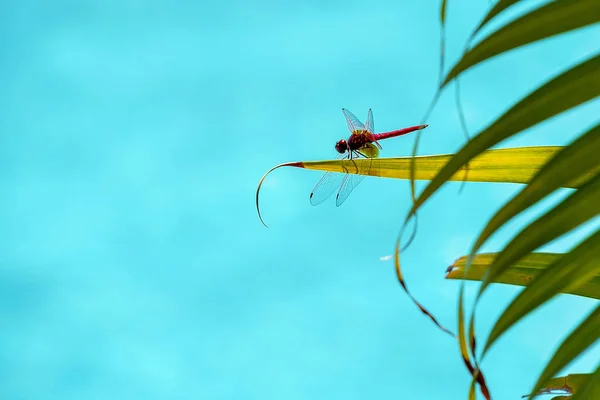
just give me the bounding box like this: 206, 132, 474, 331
348, 151, 363, 174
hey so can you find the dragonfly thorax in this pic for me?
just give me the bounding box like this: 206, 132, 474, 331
347, 132, 373, 151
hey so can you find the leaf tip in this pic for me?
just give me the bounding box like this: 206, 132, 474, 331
255, 162, 304, 228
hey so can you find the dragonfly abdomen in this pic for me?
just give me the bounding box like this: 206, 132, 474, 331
373, 125, 428, 140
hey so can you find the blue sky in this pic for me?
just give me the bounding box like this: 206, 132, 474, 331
1, 0, 599, 399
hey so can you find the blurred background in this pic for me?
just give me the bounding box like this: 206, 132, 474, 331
1, 0, 598, 398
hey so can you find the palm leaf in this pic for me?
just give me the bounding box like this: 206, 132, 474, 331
483, 231, 600, 355
529, 306, 600, 399
298, 147, 586, 184
256, 146, 586, 227
408, 52, 600, 221
475, 171, 600, 296
459, 172, 600, 393
443, 0, 600, 87
418, 1, 600, 398
570, 367, 600, 400
524, 374, 594, 399
473, 0, 524, 36
447, 251, 600, 399
446, 253, 600, 300
468, 123, 600, 264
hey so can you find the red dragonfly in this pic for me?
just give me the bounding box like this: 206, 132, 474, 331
309, 108, 427, 206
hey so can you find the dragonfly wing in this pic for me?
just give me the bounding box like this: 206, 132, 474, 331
309, 153, 348, 205
335, 150, 377, 207
310, 171, 346, 205
335, 171, 365, 207
342, 108, 365, 134
364, 108, 382, 149
365, 108, 375, 134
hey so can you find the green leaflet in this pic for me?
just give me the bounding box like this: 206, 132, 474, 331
443, 0, 600, 86
457, 283, 491, 400
256, 146, 587, 227
440, 0, 447, 24
408, 52, 600, 224
478, 172, 600, 295
469, 123, 600, 267
524, 374, 593, 399
425, 1, 600, 399
472, 0, 522, 36
570, 366, 600, 400
298, 147, 580, 183
484, 230, 600, 355
529, 306, 600, 399
446, 253, 600, 300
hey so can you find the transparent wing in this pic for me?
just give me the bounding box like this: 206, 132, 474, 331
365, 108, 375, 134
310, 172, 346, 205
342, 108, 365, 133
309, 153, 348, 206
364, 108, 381, 149
335, 149, 378, 207
335, 171, 365, 207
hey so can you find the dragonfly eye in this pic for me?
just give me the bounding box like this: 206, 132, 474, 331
335, 140, 348, 154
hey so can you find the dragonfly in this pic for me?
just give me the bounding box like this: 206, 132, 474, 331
309, 108, 428, 206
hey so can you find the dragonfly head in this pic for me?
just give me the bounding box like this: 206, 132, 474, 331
335, 139, 348, 154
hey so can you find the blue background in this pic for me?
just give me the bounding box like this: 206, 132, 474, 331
1, 0, 599, 398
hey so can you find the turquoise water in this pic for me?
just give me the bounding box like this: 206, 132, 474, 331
1, 1, 599, 399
